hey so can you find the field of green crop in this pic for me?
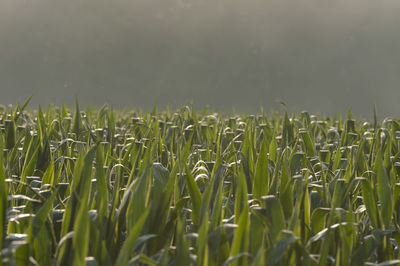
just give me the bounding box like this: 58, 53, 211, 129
1, 99, 400, 265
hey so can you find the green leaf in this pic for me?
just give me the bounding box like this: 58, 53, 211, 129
72, 192, 90, 266
210, 166, 227, 230
198, 208, 210, 266
95, 145, 109, 225
268, 231, 299, 265
360, 178, 379, 228
41, 155, 54, 185
253, 137, 269, 199
72, 96, 82, 137
300, 130, 315, 157
263, 195, 285, 242
115, 207, 150, 266
269, 138, 277, 163
126, 166, 151, 232
229, 207, 249, 266
374, 151, 393, 229
4, 119, 16, 150
234, 168, 248, 224
28, 190, 57, 242
222, 253, 251, 266
185, 164, 202, 227
176, 216, 191, 266
20, 145, 39, 185
311, 208, 330, 235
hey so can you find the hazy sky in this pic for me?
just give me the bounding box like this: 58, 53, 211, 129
1, 0, 400, 116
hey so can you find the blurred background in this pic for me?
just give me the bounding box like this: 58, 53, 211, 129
1, 0, 400, 117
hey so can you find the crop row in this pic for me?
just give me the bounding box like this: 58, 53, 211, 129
1, 99, 400, 265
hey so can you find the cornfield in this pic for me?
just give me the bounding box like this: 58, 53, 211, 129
1, 99, 400, 265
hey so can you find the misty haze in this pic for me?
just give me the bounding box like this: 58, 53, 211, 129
1, 0, 400, 116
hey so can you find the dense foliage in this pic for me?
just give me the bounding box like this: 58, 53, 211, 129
1, 100, 400, 265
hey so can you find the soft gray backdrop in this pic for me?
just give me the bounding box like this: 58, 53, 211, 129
1, 0, 400, 116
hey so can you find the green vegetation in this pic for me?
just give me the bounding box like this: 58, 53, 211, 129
1, 100, 400, 265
